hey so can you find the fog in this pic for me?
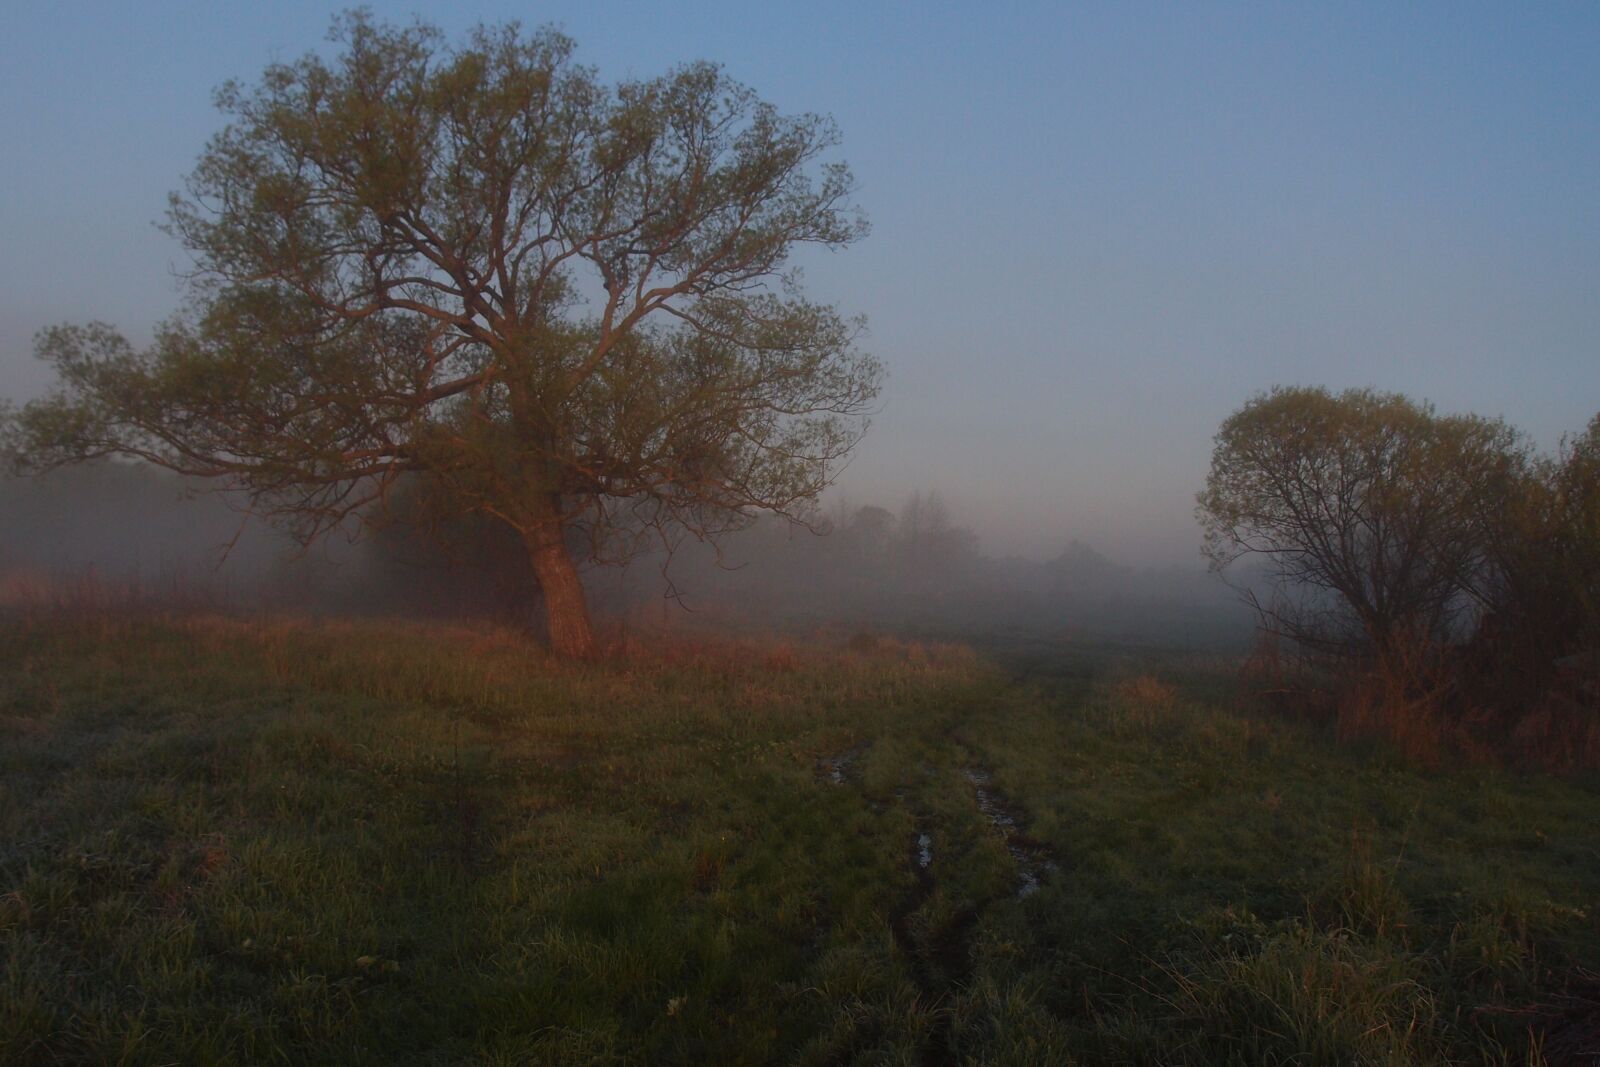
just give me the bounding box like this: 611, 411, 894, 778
0, 464, 1253, 650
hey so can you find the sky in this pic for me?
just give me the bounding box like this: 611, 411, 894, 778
3, 1, 1598, 566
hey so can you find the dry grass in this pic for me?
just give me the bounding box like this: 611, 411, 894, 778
1114, 673, 1178, 712
0, 566, 981, 692
1335, 677, 1450, 769
1332, 670, 1600, 774
1506, 696, 1600, 772
1226, 622, 1600, 774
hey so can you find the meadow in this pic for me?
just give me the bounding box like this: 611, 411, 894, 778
1, 614, 1596, 1065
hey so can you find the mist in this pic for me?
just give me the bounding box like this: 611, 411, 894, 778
0, 463, 1252, 650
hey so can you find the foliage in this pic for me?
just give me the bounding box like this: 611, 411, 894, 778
0, 400, 15, 461
10, 11, 880, 655
356, 472, 539, 620
1486, 415, 1600, 663
1197, 386, 1527, 675
1555, 416, 1600, 646
1199, 387, 1600, 764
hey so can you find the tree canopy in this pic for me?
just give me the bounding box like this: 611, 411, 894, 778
1481, 413, 1600, 678
8, 12, 881, 656
1196, 386, 1526, 675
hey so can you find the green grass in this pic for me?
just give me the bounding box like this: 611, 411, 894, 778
1, 616, 1596, 1065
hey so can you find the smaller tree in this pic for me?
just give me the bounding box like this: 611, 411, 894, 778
845, 504, 897, 564
1197, 386, 1526, 683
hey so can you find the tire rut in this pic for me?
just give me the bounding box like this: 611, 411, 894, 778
821, 740, 1061, 1066
963, 766, 1059, 899
816, 743, 867, 786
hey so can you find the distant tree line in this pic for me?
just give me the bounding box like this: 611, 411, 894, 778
1199, 386, 1599, 764
361, 482, 1248, 647
0, 460, 1250, 647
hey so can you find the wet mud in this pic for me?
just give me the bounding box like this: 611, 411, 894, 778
818, 745, 865, 786
828, 750, 1064, 1065
963, 766, 1059, 898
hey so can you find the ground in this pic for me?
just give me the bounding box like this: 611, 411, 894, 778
1, 616, 1597, 1065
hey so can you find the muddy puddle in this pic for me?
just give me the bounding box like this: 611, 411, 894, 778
963, 767, 1058, 898
818, 745, 864, 785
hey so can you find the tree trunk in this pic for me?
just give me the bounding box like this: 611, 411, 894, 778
524, 521, 598, 659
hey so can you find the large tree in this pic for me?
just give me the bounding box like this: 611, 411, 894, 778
1197, 386, 1525, 680
8, 13, 881, 656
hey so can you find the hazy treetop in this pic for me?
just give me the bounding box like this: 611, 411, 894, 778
4, 1, 1598, 565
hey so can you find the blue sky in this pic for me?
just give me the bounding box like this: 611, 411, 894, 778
4, 2, 1598, 563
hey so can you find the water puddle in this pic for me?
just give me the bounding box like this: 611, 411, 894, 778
819, 745, 864, 786
916, 831, 933, 869
963, 767, 1058, 898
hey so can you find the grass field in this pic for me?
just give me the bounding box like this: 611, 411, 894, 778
2, 615, 1597, 1065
